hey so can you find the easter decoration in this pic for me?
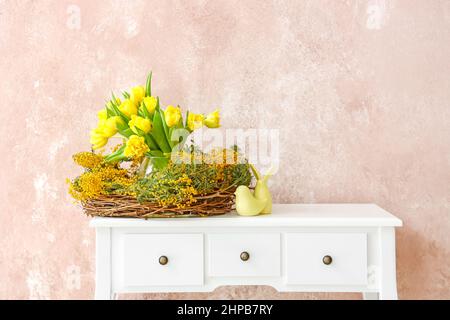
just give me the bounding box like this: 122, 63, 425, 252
67, 72, 253, 218
252, 165, 274, 214
234, 186, 267, 216
234, 165, 274, 216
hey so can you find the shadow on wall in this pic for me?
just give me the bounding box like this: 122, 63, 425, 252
397, 226, 449, 300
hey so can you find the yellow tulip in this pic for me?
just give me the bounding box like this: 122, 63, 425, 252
90, 128, 108, 150
129, 115, 152, 134
204, 109, 220, 128
142, 96, 157, 115
99, 116, 123, 137
187, 113, 204, 131
98, 109, 108, 121
124, 135, 149, 159
130, 86, 145, 105
164, 105, 182, 127
118, 99, 138, 117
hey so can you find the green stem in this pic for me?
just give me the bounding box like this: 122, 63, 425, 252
138, 157, 150, 178
104, 153, 127, 163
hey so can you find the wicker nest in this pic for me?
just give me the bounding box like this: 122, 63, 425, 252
82, 189, 236, 218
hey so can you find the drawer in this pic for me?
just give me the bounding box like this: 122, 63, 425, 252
122, 234, 203, 286
208, 233, 280, 277
285, 233, 367, 285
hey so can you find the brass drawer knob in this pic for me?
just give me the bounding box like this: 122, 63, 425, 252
159, 255, 168, 265
240, 251, 250, 261
322, 255, 333, 265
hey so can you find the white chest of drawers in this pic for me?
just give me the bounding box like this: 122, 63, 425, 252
90, 204, 402, 300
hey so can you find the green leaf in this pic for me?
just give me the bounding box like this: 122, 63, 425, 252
137, 105, 145, 118
168, 127, 174, 146
158, 107, 171, 147
151, 105, 172, 153
144, 134, 159, 150
118, 127, 133, 138
122, 91, 130, 99
110, 102, 130, 124
184, 110, 193, 133
104, 145, 127, 163
106, 103, 116, 117
150, 156, 169, 170
116, 118, 128, 131
155, 96, 161, 111
145, 71, 152, 97
140, 102, 151, 119
176, 107, 185, 131
134, 127, 146, 136
106, 153, 128, 163
111, 92, 119, 106
147, 150, 164, 157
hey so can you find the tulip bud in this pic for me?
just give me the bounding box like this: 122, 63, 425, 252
129, 115, 152, 134
130, 86, 145, 105
119, 99, 138, 117
100, 116, 122, 137
204, 109, 220, 128
97, 109, 108, 121
164, 105, 182, 127
187, 113, 204, 131
90, 128, 108, 150
142, 96, 157, 115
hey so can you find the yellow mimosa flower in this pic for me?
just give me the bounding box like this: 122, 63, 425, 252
128, 115, 152, 134
164, 105, 182, 127
142, 96, 157, 114
124, 135, 149, 159
97, 109, 108, 121
204, 109, 220, 128
130, 86, 145, 104
187, 113, 204, 131
118, 99, 138, 117
90, 128, 108, 150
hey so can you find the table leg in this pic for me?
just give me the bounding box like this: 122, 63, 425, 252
94, 227, 112, 300
378, 227, 398, 300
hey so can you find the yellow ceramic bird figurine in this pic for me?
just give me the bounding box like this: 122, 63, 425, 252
234, 185, 267, 216
251, 165, 274, 214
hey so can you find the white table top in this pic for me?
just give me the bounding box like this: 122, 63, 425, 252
89, 204, 402, 228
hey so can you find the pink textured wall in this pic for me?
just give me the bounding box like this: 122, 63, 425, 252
0, 0, 449, 299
